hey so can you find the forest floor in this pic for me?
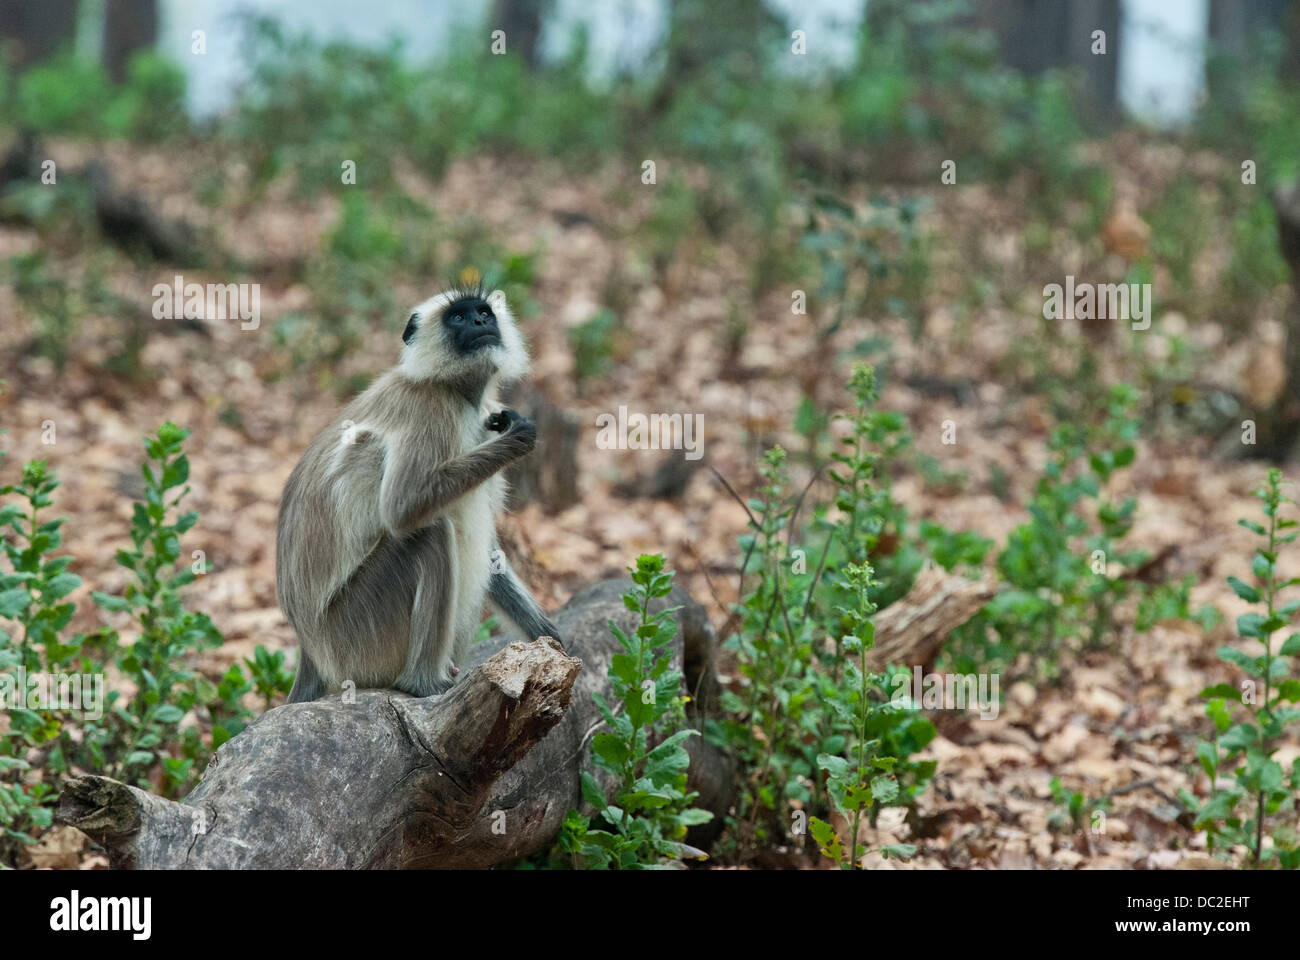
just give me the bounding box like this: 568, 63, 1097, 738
1, 133, 1296, 869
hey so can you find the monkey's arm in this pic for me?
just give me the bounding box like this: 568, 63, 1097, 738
379, 413, 535, 537
488, 550, 561, 647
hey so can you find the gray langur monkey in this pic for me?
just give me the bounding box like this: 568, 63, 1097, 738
276, 282, 561, 703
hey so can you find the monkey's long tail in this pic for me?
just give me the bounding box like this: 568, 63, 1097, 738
287, 649, 326, 703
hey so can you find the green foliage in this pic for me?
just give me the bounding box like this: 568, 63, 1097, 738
1048, 777, 1108, 834
1214, 195, 1291, 330
819, 364, 924, 609
15, 54, 111, 135
244, 645, 295, 712
838, 2, 1091, 196
0, 460, 84, 863
945, 384, 1212, 680
568, 309, 618, 383
1198, 30, 1300, 187
89, 422, 232, 792
9, 252, 77, 371
717, 444, 826, 832
0, 423, 295, 866
0, 460, 82, 670
1147, 175, 1208, 291
290, 192, 406, 368
562, 556, 711, 868
12, 51, 187, 143
808, 563, 916, 868
1186, 470, 1300, 868
642, 175, 699, 274
800, 191, 930, 341
103, 52, 189, 142
227, 17, 617, 191
714, 367, 945, 860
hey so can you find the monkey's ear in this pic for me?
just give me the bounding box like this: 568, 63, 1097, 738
487, 289, 508, 312
402, 312, 419, 344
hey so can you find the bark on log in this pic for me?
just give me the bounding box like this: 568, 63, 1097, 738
58, 581, 733, 869
59, 637, 581, 869
866, 564, 996, 674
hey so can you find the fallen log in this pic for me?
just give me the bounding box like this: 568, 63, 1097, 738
57, 566, 988, 869
58, 580, 734, 869
59, 637, 581, 869
866, 563, 996, 673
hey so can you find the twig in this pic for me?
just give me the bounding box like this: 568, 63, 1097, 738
785, 465, 822, 555
708, 463, 761, 599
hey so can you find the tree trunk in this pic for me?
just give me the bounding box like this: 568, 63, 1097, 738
1252, 179, 1300, 461
867, 564, 996, 674
1207, 0, 1289, 103
0, 0, 80, 72
103, 0, 158, 83
491, 0, 549, 69
974, 0, 1118, 128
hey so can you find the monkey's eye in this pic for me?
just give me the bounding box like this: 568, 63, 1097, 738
477, 307, 493, 318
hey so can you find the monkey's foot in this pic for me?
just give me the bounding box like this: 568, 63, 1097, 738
393, 673, 456, 698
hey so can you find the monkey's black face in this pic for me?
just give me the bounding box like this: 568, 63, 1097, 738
440, 296, 500, 355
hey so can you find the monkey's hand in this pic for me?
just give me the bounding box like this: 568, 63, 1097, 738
486, 409, 536, 455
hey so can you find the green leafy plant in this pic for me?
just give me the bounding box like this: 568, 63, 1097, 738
89, 422, 231, 792
808, 562, 916, 868
0, 459, 83, 864
713, 366, 941, 861
15, 54, 111, 135
1186, 469, 1300, 868
0, 423, 296, 865
563, 555, 712, 868
1048, 777, 1109, 834
946, 384, 1210, 680
103, 52, 189, 143
0, 457, 116, 863
800, 191, 930, 341
568, 309, 619, 384
245, 645, 295, 711
0, 460, 83, 671
9, 252, 78, 371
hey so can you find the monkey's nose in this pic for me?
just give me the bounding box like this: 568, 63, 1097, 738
470, 315, 500, 342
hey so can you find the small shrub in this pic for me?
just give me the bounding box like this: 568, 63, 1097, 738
569, 309, 618, 384
808, 562, 917, 868
560, 555, 712, 868
1186, 469, 1300, 868
0, 423, 293, 866
945, 384, 1212, 680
